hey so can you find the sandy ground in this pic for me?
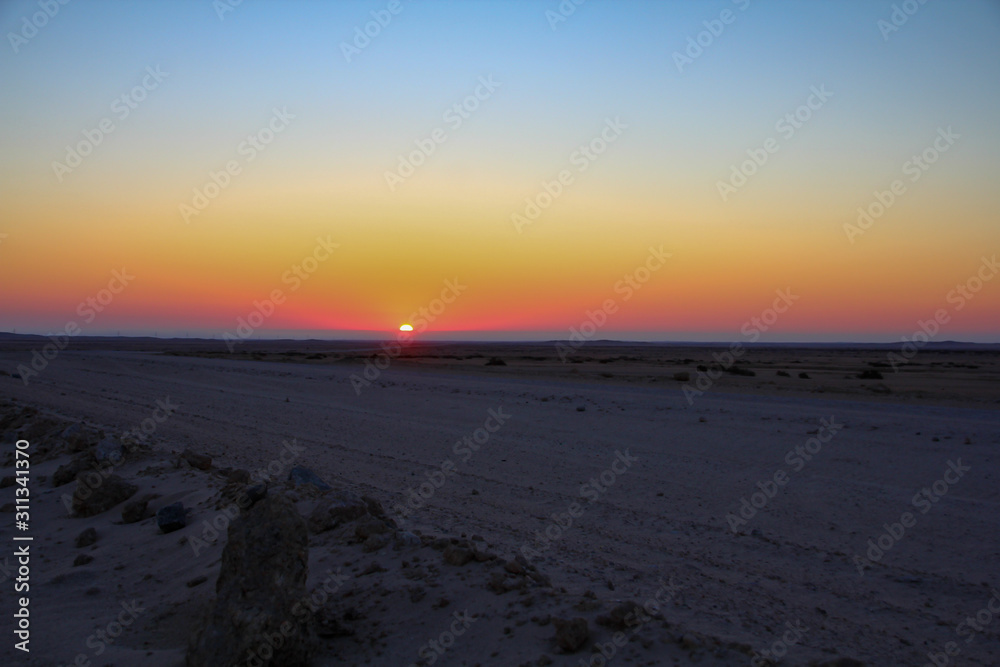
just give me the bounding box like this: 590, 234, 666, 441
0, 342, 998, 666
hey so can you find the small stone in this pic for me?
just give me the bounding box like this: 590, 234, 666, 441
245, 482, 268, 505
186, 575, 208, 588
53, 452, 96, 487
288, 466, 332, 492
442, 545, 474, 566
362, 534, 388, 552
95, 437, 125, 464
72, 474, 137, 517
354, 517, 390, 541
360, 561, 386, 576
61, 424, 100, 452
596, 601, 646, 630
181, 449, 212, 470
552, 617, 589, 653
122, 498, 150, 524
75, 527, 98, 548
227, 469, 251, 484
504, 560, 525, 575
73, 554, 94, 567
157, 502, 186, 533
393, 531, 422, 550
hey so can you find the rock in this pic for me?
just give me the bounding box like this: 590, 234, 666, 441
181, 449, 212, 470
504, 560, 525, 575
393, 531, 422, 549
72, 474, 137, 518
360, 561, 386, 576
362, 495, 388, 519
75, 527, 98, 548
61, 423, 99, 453
362, 534, 388, 552
73, 554, 93, 567
288, 466, 331, 492
485, 357, 507, 366
95, 437, 125, 464
308, 489, 368, 533
245, 482, 268, 505
354, 517, 390, 541
442, 545, 474, 566
596, 601, 646, 630
552, 617, 589, 653
186, 575, 208, 588
122, 497, 150, 524
227, 469, 251, 484
186, 494, 313, 666
53, 452, 96, 487
157, 502, 187, 533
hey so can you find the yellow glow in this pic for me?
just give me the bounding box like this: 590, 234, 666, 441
399, 324, 413, 332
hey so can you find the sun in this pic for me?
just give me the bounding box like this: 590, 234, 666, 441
399, 324, 413, 332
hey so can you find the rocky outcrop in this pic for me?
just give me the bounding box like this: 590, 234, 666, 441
187, 494, 313, 666
71, 473, 137, 517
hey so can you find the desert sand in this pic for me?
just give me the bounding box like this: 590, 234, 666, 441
0, 340, 998, 666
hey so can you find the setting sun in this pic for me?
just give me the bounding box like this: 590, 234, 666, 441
399, 324, 413, 332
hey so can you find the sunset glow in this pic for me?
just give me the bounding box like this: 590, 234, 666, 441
1, 1, 998, 342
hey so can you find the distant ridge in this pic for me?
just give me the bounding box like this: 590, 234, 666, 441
0, 332, 997, 350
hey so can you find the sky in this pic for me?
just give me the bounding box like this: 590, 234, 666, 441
0, 0, 998, 342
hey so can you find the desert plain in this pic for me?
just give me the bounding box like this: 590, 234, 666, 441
0, 337, 998, 666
